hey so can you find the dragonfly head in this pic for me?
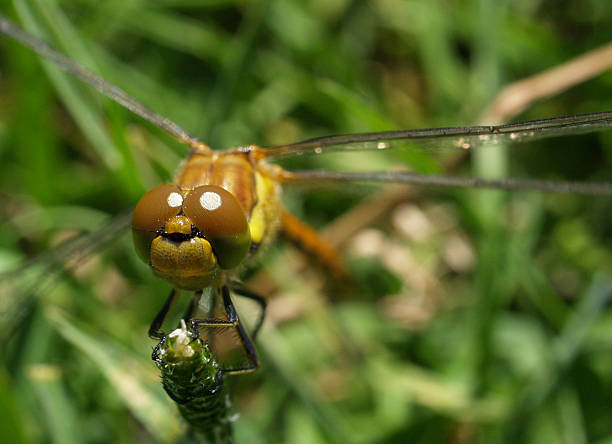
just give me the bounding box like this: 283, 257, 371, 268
131, 184, 251, 290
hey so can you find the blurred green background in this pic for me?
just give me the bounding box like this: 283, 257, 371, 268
1, 0, 612, 443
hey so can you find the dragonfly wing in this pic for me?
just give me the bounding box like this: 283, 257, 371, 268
255, 111, 612, 195
259, 111, 612, 159
0, 13, 209, 152
277, 170, 612, 195
0, 211, 132, 338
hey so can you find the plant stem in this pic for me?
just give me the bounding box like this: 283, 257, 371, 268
155, 320, 234, 444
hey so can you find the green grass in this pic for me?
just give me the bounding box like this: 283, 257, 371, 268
1, 0, 612, 443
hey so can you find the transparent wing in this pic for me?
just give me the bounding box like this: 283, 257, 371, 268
277, 169, 612, 195
257, 112, 612, 195
5, 10, 611, 197
0, 211, 132, 338
0, 13, 209, 152
260, 112, 612, 158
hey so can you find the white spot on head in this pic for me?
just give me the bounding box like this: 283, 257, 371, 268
167, 192, 183, 208
200, 191, 222, 211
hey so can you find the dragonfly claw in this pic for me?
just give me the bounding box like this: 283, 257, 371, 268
151, 334, 168, 362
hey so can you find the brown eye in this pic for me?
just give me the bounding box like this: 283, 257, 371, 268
132, 184, 183, 262
183, 185, 250, 269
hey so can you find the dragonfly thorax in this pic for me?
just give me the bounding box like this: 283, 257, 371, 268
132, 184, 251, 290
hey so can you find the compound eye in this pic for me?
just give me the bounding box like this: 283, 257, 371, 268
183, 185, 250, 269
132, 184, 183, 262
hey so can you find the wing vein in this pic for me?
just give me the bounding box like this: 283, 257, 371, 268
281, 170, 612, 196
0, 13, 208, 151
260, 112, 612, 159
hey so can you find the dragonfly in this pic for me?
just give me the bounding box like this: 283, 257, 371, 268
2, 12, 612, 389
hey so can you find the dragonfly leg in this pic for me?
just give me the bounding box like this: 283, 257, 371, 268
230, 282, 267, 340
189, 285, 260, 376
151, 336, 167, 362
148, 288, 178, 339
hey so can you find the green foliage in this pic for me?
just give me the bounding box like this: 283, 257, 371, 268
1, 0, 612, 443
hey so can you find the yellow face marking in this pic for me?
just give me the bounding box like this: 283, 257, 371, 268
150, 236, 222, 290
164, 215, 192, 235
